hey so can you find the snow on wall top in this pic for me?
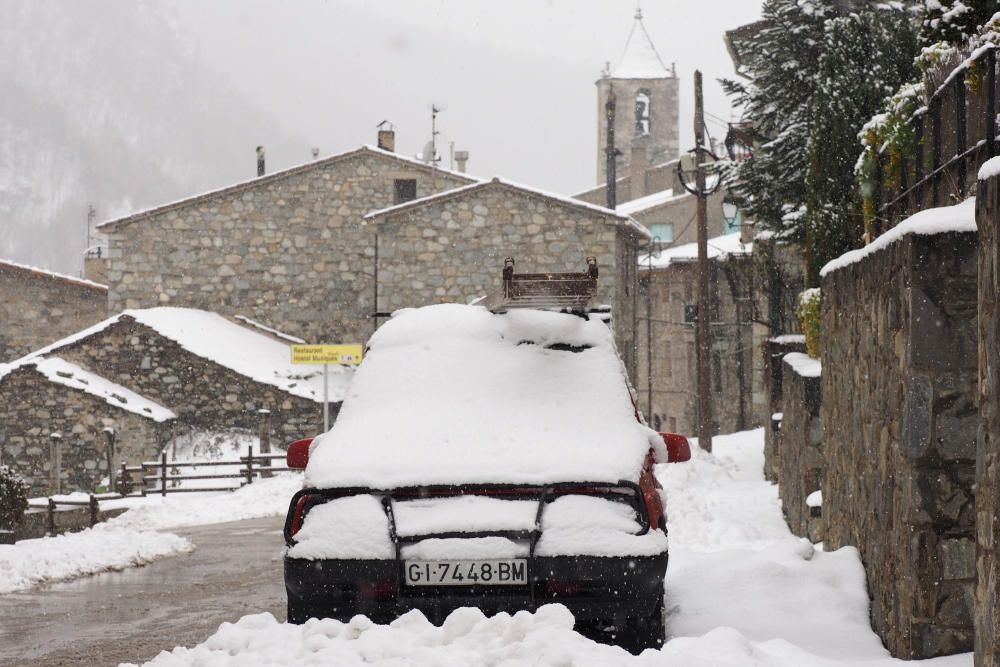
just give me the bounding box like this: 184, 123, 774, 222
609, 10, 672, 79
819, 197, 976, 278
304, 304, 663, 489
980, 156, 1000, 181
769, 334, 806, 345
638, 232, 751, 270
0, 258, 107, 291
783, 352, 821, 379
3, 356, 176, 422
7, 307, 352, 403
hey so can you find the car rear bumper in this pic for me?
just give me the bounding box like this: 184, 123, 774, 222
284, 552, 667, 625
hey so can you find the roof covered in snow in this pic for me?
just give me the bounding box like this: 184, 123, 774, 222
609, 9, 673, 80
97, 145, 480, 232
0, 258, 107, 291
819, 198, 976, 278
304, 304, 664, 489
615, 189, 686, 216
638, 232, 752, 270
1, 356, 176, 422
364, 176, 652, 238
6, 307, 352, 403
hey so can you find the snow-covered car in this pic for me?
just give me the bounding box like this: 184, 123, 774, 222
282, 303, 690, 651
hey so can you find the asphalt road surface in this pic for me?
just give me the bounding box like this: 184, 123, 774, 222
0, 515, 287, 667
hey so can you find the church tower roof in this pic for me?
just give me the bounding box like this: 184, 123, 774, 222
609, 7, 672, 80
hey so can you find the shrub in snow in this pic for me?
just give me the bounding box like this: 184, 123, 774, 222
0, 466, 29, 529
797, 289, 822, 359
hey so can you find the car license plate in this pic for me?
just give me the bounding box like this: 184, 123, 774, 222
404, 559, 527, 586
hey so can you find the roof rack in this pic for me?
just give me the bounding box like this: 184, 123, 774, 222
486, 257, 599, 313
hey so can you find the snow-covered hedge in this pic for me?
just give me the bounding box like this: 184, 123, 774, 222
0, 466, 28, 529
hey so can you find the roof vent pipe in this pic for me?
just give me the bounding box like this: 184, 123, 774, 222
256, 146, 265, 176
454, 150, 469, 173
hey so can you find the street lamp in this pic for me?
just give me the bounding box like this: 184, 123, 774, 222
676, 147, 722, 197
722, 194, 739, 227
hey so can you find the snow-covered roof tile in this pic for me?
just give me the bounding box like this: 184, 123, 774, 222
7, 307, 353, 404
97, 145, 479, 231
615, 188, 686, 215
638, 232, 751, 270
609, 9, 672, 79
819, 197, 976, 278
0, 258, 107, 291
2, 356, 176, 422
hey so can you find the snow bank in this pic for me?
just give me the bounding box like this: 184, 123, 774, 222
784, 352, 821, 378
0, 525, 191, 594
305, 305, 662, 489
638, 233, 751, 270
819, 198, 976, 278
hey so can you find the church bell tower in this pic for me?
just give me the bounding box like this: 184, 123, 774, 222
596, 7, 679, 185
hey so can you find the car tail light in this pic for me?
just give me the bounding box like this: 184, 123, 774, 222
660, 433, 691, 463
286, 438, 314, 470
289, 495, 310, 537
358, 581, 399, 600
545, 579, 585, 597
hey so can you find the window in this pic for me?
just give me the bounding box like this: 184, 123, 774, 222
649, 223, 673, 243
394, 179, 417, 204
635, 90, 651, 136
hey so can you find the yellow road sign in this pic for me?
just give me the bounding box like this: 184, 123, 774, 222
291, 344, 363, 365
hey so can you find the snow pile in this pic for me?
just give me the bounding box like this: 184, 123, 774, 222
819, 198, 976, 278
638, 233, 751, 270
783, 352, 821, 378
0, 525, 191, 594
107, 474, 303, 532
287, 495, 393, 560
535, 495, 667, 557
394, 496, 537, 537
980, 155, 1000, 181
306, 305, 662, 489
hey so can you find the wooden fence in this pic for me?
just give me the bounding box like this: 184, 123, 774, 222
116, 446, 291, 497
875, 46, 998, 232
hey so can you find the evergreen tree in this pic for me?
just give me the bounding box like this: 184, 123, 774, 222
920, 0, 998, 46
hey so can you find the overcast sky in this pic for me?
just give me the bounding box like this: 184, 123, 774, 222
168, 0, 762, 194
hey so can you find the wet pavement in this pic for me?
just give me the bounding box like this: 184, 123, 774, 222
0, 515, 287, 667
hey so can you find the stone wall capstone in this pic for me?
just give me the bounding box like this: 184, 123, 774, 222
822, 230, 978, 659
976, 173, 1000, 667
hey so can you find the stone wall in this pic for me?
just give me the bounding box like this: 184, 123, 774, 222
976, 172, 1000, 667
0, 261, 108, 362
779, 353, 823, 542
0, 365, 169, 496
762, 336, 807, 482
823, 230, 978, 659
52, 316, 325, 441
371, 181, 642, 379
637, 256, 756, 435
102, 148, 473, 346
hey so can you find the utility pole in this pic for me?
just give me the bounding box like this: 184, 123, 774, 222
694, 70, 713, 453
606, 85, 617, 210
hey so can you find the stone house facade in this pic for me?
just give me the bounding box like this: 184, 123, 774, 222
635, 236, 762, 435
0, 359, 173, 496
0, 259, 108, 362
364, 178, 647, 380
822, 226, 979, 659
97, 144, 475, 347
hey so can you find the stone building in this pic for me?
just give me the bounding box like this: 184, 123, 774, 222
821, 199, 978, 658
0, 357, 174, 496
0, 259, 108, 362
595, 8, 679, 184
97, 142, 476, 347
363, 177, 649, 379
976, 167, 1000, 667
635, 233, 761, 434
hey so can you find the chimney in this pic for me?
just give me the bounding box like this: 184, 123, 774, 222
454, 150, 469, 173
256, 146, 265, 176
377, 129, 395, 152
311, 147, 320, 160
630, 136, 650, 199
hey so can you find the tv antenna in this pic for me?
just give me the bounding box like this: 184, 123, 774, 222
422, 102, 446, 164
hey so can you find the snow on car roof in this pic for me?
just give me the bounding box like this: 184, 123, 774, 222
305, 304, 662, 489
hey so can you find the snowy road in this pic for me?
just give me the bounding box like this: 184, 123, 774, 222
0, 516, 287, 667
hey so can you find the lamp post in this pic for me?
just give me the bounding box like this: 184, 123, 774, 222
675, 71, 720, 452
645, 237, 661, 423
722, 195, 739, 228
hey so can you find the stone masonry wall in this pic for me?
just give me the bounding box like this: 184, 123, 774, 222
104, 149, 472, 347
372, 183, 642, 379
0, 366, 168, 496
763, 336, 807, 482
779, 354, 823, 542
0, 262, 108, 362
976, 173, 1000, 667
823, 231, 978, 659
53, 317, 324, 441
